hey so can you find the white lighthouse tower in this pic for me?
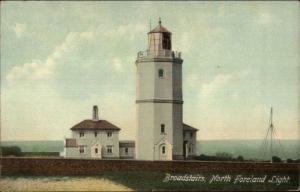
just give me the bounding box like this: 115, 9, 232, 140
136, 19, 184, 160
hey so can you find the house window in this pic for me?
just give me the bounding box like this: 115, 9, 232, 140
161, 124, 165, 134
79, 146, 84, 154
162, 146, 166, 154
107, 146, 112, 154
190, 132, 193, 138
158, 69, 164, 78
107, 132, 112, 138
95, 148, 98, 154
79, 132, 84, 137
94, 132, 98, 137
125, 148, 128, 154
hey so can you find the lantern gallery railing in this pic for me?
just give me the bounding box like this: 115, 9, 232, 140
137, 49, 181, 59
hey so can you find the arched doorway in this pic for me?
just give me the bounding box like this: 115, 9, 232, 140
154, 138, 172, 160
91, 144, 102, 158
159, 144, 167, 160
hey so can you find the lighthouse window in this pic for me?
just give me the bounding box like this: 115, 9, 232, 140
158, 69, 164, 78
95, 148, 98, 154
161, 124, 165, 134
162, 33, 171, 50
162, 146, 166, 154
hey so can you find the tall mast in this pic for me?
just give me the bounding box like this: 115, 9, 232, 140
270, 107, 273, 163
258, 106, 285, 162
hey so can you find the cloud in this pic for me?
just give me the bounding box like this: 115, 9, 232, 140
13, 23, 26, 38
185, 73, 202, 89
200, 71, 248, 98
173, 23, 225, 53
6, 30, 96, 83
255, 9, 276, 25
177, 32, 192, 52
257, 13, 273, 24
6, 60, 52, 82
200, 73, 231, 98
117, 23, 145, 35
104, 23, 146, 41
231, 92, 239, 100
112, 58, 122, 72
253, 103, 269, 116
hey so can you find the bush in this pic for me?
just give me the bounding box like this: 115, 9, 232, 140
0, 146, 22, 156
216, 152, 233, 161
195, 154, 217, 161
236, 155, 244, 162
272, 156, 282, 163
195, 154, 247, 162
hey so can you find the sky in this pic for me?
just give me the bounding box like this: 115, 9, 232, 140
1, 2, 299, 141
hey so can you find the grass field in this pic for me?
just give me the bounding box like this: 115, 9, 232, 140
1, 171, 298, 191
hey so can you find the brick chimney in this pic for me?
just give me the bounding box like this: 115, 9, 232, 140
92, 105, 99, 121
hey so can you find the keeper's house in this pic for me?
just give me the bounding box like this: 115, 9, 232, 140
65, 105, 135, 159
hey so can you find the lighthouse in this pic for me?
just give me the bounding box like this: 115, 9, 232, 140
136, 19, 184, 160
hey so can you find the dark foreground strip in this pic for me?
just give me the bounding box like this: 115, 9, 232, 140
1, 157, 299, 176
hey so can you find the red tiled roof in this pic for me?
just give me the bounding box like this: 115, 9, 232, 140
148, 24, 171, 34
183, 123, 199, 132
65, 138, 77, 148
71, 120, 121, 131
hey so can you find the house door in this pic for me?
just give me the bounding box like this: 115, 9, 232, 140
183, 141, 188, 159
91, 144, 102, 158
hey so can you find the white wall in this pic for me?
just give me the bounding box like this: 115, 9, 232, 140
154, 61, 174, 99
173, 104, 183, 158
137, 60, 182, 101
119, 146, 135, 159
136, 61, 155, 100
65, 147, 78, 158
183, 130, 197, 156
136, 102, 155, 160
136, 58, 183, 160
67, 130, 119, 158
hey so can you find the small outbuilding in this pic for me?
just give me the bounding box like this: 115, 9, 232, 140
119, 140, 135, 159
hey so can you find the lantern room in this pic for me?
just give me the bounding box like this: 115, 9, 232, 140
147, 18, 172, 57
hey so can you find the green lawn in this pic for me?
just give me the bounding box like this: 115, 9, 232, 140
1, 171, 298, 191
97, 171, 299, 191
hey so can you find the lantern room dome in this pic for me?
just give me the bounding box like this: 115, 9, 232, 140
148, 19, 171, 34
